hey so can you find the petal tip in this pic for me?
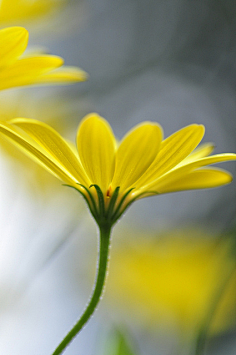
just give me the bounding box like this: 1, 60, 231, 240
8, 26, 29, 42
80, 112, 107, 126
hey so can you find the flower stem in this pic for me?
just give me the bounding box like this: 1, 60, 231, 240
51, 224, 112, 355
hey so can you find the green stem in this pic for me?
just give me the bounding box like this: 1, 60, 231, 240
52, 224, 112, 355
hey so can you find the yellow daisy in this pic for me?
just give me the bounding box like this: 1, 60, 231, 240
0, 112, 235, 227
0, 26, 87, 91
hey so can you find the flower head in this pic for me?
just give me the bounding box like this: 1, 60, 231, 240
0, 113, 235, 227
0, 26, 87, 91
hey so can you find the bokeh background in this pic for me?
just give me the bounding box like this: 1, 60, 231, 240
0, 0, 235, 354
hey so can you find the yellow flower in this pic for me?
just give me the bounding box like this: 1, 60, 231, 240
0, 0, 64, 24
0, 26, 87, 91
0, 112, 235, 226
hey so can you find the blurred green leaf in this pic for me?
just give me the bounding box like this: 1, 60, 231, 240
103, 327, 138, 355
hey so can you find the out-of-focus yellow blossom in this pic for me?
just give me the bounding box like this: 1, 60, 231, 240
0, 0, 64, 25
0, 0, 87, 41
0, 26, 87, 91
105, 230, 236, 336
0, 0, 86, 48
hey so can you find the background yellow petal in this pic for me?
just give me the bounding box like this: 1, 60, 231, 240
0, 121, 76, 185
156, 168, 232, 194
77, 113, 116, 193
10, 118, 90, 187
135, 124, 205, 189
0, 55, 64, 90
0, 0, 64, 23
0, 27, 28, 67
34, 67, 88, 83
111, 122, 163, 192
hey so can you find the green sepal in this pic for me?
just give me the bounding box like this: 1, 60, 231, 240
106, 186, 120, 220
77, 183, 99, 218
63, 183, 139, 228
111, 188, 134, 222
90, 184, 105, 218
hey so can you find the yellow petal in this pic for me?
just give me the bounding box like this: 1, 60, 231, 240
77, 113, 116, 193
10, 118, 90, 186
135, 124, 205, 189
0, 27, 28, 67
0, 0, 63, 23
156, 168, 232, 193
174, 153, 236, 176
0, 121, 76, 185
179, 143, 215, 166
0, 55, 64, 90
111, 122, 163, 191
35, 67, 88, 83
143, 153, 236, 192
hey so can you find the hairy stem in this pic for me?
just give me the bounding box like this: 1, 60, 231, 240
52, 224, 112, 355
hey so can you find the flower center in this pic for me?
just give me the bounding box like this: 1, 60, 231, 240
106, 186, 112, 198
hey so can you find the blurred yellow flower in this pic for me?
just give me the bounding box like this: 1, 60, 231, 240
0, 0, 64, 24
0, 26, 87, 91
105, 231, 236, 335
0, 113, 235, 225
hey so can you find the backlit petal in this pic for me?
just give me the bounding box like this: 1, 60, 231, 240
35, 67, 88, 83
0, 0, 63, 23
0, 27, 28, 67
178, 143, 215, 166
0, 55, 64, 90
0, 121, 76, 185
77, 113, 116, 193
156, 168, 232, 193
112, 122, 163, 191
10, 118, 90, 186
135, 124, 204, 189
142, 153, 236, 192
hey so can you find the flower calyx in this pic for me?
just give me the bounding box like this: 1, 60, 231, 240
68, 183, 136, 228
